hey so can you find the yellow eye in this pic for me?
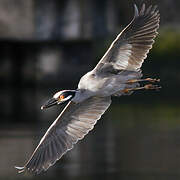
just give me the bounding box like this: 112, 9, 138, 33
60, 95, 64, 100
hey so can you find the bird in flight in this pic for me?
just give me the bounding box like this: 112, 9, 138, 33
16, 3, 160, 174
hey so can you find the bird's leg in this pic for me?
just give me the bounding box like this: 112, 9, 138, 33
121, 84, 161, 94
126, 78, 160, 84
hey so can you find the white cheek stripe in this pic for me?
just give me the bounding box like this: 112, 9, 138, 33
53, 92, 61, 99
63, 95, 72, 101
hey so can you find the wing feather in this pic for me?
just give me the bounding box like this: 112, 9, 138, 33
16, 96, 111, 174
94, 4, 160, 74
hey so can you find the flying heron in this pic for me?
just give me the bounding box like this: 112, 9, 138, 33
16, 3, 160, 174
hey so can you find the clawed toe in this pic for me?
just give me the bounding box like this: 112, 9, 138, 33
145, 78, 160, 83
144, 84, 161, 90
127, 77, 160, 84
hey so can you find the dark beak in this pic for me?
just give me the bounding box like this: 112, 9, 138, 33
41, 98, 58, 110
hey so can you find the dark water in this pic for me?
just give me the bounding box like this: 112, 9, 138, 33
1, 100, 180, 180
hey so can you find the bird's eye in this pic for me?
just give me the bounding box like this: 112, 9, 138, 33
60, 95, 65, 100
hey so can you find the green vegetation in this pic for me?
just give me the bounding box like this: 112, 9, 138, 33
152, 26, 180, 58
109, 102, 180, 131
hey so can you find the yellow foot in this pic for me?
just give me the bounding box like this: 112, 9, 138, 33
144, 78, 160, 83
121, 84, 161, 93
121, 89, 131, 93
144, 84, 161, 90
127, 78, 160, 84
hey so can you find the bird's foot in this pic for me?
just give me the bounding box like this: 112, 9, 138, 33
144, 84, 161, 90
121, 84, 161, 94
127, 78, 160, 84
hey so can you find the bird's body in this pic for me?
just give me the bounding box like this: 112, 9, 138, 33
76, 69, 141, 100
16, 3, 160, 174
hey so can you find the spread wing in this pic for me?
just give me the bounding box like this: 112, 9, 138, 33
15, 96, 111, 174
94, 4, 160, 74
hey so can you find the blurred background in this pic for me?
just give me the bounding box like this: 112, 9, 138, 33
0, 0, 180, 179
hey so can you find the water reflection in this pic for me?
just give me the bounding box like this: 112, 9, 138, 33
1, 101, 180, 180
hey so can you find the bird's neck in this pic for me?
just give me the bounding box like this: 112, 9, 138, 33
72, 89, 93, 103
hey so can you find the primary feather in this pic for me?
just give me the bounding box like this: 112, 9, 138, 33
16, 97, 111, 174
94, 4, 160, 74
15, 3, 160, 174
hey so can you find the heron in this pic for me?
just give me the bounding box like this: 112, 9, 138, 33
16, 3, 160, 174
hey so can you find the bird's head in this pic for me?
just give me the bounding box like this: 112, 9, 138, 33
41, 90, 76, 110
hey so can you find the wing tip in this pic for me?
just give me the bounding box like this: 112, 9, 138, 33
15, 166, 25, 173
133, 4, 139, 18
15, 165, 44, 174
134, 3, 159, 18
